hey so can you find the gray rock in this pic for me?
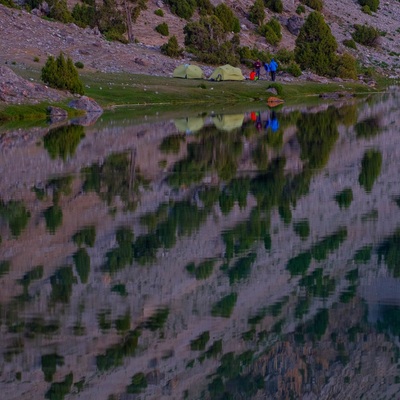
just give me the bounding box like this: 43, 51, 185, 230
69, 95, 103, 113
286, 15, 303, 36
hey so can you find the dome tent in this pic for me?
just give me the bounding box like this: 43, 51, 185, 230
174, 116, 205, 133
209, 65, 245, 81
173, 64, 205, 79
212, 114, 244, 131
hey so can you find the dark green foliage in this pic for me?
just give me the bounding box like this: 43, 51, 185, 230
155, 22, 169, 36
111, 283, 127, 296
301, 0, 323, 11
358, 149, 382, 192
0, 0, 16, 7
211, 293, 237, 318
267, 296, 289, 317
361, 4, 372, 14
97, 0, 127, 42
296, 4, 305, 13
74, 61, 84, 69
127, 373, 147, 394
335, 188, 353, 209
105, 227, 134, 273
193, 260, 215, 280
279, 204, 292, 224
214, 3, 240, 33
377, 229, 400, 277
286, 251, 312, 276
43, 125, 85, 160
352, 24, 380, 46
144, 308, 169, 331
73, 248, 90, 284
159, 134, 185, 153
260, 18, 281, 45
248, 0, 265, 26
115, 313, 130, 332
133, 233, 160, 265
336, 53, 357, 79
166, 0, 196, 19
343, 39, 357, 49
190, 331, 210, 351
293, 220, 310, 240
71, 3, 96, 28
44, 205, 63, 234
355, 116, 381, 138
18, 265, 44, 288
50, 266, 76, 304
306, 308, 329, 339
0, 260, 11, 278
310, 228, 347, 261
41, 53, 84, 94
295, 12, 337, 77
42, 354, 64, 382
264, 0, 283, 13
376, 305, 400, 337
96, 330, 140, 371
48, 0, 73, 22
299, 268, 335, 298
154, 8, 164, 16
0, 200, 31, 237
228, 253, 256, 284
358, 0, 379, 12
353, 245, 372, 264
72, 226, 96, 247
205, 339, 223, 358
45, 372, 73, 400
285, 61, 302, 77
161, 35, 184, 58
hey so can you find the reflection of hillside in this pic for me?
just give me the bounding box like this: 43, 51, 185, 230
1, 91, 400, 399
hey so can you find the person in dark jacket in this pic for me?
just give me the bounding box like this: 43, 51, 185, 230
269, 59, 278, 81
253, 59, 262, 80
264, 62, 270, 79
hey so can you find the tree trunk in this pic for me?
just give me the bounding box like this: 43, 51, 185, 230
124, 0, 134, 43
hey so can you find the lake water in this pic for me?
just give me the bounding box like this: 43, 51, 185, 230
1, 88, 400, 400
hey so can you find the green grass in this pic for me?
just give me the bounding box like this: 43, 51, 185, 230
0, 65, 387, 125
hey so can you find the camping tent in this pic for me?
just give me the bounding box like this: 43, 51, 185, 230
173, 64, 205, 79
174, 116, 205, 133
209, 65, 245, 81
212, 114, 244, 132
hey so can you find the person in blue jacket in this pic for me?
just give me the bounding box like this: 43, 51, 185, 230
265, 111, 279, 132
269, 59, 278, 81
264, 62, 270, 79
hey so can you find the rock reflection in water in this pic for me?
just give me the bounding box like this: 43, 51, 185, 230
1, 90, 400, 399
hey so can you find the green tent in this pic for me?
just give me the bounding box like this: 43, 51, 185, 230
173, 64, 205, 79
174, 116, 205, 133
209, 65, 245, 81
212, 114, 244, 131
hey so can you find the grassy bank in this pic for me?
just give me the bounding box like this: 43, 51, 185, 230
0, 67, 387, 124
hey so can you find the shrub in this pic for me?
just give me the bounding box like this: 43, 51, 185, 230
214, 3, 240, 33
166, 0, 196, 19
197, 0, 214, 15
33, 56, 40, 62
248, 0, 265, 26
352, 24, 380, 46
335, 53, 357, 79
161, 35, 184, 58
301, 0, 323, 11
286, 62, 302, 77
74, 61, 84, 69
296, 4, 305, 14
264, 0, 283, 13
343, 39, 357, 49
259, 18, 281, 45
154, 8, 164, 16
264, 26, 280, 45
41, 53, 84, 94
72, 3, 96, 28
275, 48, 295, 63
48, 0, 73, 22
361, 5, 372, 14
295, 11, 337, 76
358, 0, 379, 12
155, 22, 169, 36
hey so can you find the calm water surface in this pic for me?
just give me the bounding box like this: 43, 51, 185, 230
1, 89, 400, 400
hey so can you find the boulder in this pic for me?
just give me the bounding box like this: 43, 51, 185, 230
286, 15, 303, 36
68, 96, 103, 114
47, 106, 68, 123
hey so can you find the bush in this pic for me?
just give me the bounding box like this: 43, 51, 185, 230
248, 0, 265, 26
264, 25, 280, 45
335, 53, 357, 79
154, 8, 164, 16
41, 53, 84, 94
296, 4, 305, 14
301, 0, 323, 11
358, 0, 379, 12
361, 5, 372, 14
264, 0, 283, 13
155, 22, 169, 36
48, 0, 73, 22
295, 11, 337, 76
72, 3, 96, 28
275, 48, 295, 63
214, 3, 240, 33
343, 39, 357, 49
74, 61, 84, 69
352, 24, 380, 46
286, 62, 302, 77
161, 35, 183, 58
166, 0, 196, 19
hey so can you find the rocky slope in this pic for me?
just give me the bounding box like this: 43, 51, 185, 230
1, 0, 400, 80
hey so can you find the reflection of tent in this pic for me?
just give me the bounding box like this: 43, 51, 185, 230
212, 114, 244, 131
209, 65, 245, 81
174, 117, 205, 133
173, 64, 205, 79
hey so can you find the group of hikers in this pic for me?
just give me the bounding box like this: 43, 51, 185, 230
250, 58, 278, 81
251, 110, 279, 132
